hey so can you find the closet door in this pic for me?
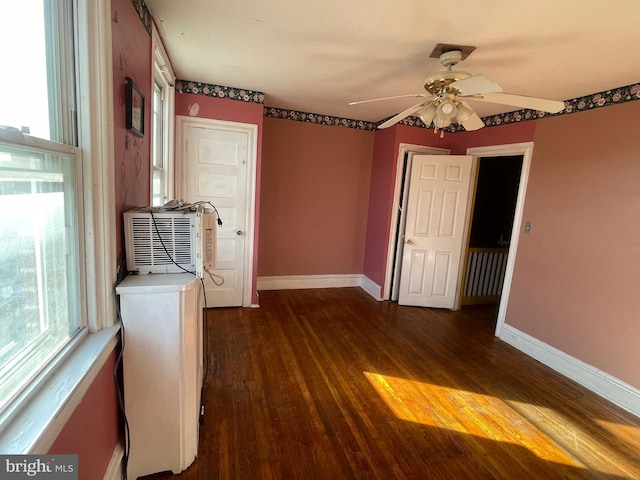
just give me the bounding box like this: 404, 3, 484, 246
177, 116, 257, 307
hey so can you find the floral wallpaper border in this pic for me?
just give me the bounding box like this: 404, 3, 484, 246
264, 107, 377, 131
175, 74, 640, 132
131, 0, 152, 36
175, 79, 265, 105
462, 82, 640, 131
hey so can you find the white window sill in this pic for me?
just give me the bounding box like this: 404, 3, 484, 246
0, 325, 121, 453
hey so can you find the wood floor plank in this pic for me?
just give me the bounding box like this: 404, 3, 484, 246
142, 288, 640, 480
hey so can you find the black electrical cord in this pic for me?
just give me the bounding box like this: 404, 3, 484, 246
199, 276, 210, 390
113, 286, 130, 480
170, 200, 223, 227
149, 209, 214, 393
149, 210, 197, 276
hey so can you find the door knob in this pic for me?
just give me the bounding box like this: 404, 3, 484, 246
236, 230, 243, 236
405, 239, 413, 245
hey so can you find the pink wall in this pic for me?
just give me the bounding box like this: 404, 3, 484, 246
112, 0, 153, 261
451, 120, 536, 154
361, 127, 398, 288
176, 93, 265, 127
395, 123, 454, 150
175, 93, 264, 304
48, 352, 119, 480
504, 101, 640, 388
258, 118, 374, 276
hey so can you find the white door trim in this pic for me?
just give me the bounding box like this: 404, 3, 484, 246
175, 115, 258, 307
466, 142, 534, 337
384, 143, 450, 300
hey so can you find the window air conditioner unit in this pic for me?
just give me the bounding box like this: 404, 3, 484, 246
124, 207, 216, 277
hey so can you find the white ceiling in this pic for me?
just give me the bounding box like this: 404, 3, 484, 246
146, 0, 640, 123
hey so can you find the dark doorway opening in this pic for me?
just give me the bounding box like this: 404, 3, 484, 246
462, 155, 523, 307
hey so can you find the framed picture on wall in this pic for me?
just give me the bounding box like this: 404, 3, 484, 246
125, 77, 145, 137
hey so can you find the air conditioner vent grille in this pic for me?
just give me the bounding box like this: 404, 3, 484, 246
124, 207, 216, 276
125, 210, 199, 274
130, 216, 194, 267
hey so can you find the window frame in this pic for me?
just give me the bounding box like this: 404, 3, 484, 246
0, 136, 85, 413
151, 25, 175, 206
0, 0, 116, 453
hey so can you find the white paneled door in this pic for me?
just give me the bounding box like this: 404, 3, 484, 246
398, 155, 473, 308
179, 117, 257, 307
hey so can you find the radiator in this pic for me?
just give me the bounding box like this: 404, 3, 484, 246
463, 248, 508, 301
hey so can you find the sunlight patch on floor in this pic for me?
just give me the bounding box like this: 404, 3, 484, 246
595, 419, 640, 449
363, 372, 579, 466
507, 399, 639, 477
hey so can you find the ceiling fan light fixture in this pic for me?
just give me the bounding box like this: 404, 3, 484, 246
436, 100, 457, 120
435, 117, 451, 129
455, 102, 474, 123
418, 104, 437, 127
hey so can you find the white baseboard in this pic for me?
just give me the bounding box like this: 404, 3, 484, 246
103, 440, 124, 480
257, 274, 363, 291
256, 274, 384, 302
500, 324, 640, 418
360, 276, 383, 301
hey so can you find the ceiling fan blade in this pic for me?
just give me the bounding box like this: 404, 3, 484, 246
458, 101, 484, 131
349, 93, 430, 106
450, 74, 502, 96
472, 92, 565, 113
378, 102, 431, 129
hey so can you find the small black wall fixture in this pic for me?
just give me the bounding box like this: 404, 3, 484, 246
125, 77, 145, 137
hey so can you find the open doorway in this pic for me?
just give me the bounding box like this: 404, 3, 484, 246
385, 142, 534, 336
461, 155, 523, 306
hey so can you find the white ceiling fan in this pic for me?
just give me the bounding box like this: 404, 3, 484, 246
350, 45, 565, 134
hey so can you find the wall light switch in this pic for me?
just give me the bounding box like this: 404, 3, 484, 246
524, 221, 532, 234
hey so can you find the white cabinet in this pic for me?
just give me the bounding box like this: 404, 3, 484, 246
116, 273, 203, 480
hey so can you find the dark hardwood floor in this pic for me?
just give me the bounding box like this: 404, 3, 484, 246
142, 288, 640, 479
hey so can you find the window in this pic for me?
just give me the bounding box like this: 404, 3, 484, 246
0, 2, 50, 139
152, 80, 167, 205
0, 0, 84, 415
0, 0, 84, 411
0, 1, 76, 144
0, 0, 115, 442
151, 26, 175, 206
0, 142, 81, 412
